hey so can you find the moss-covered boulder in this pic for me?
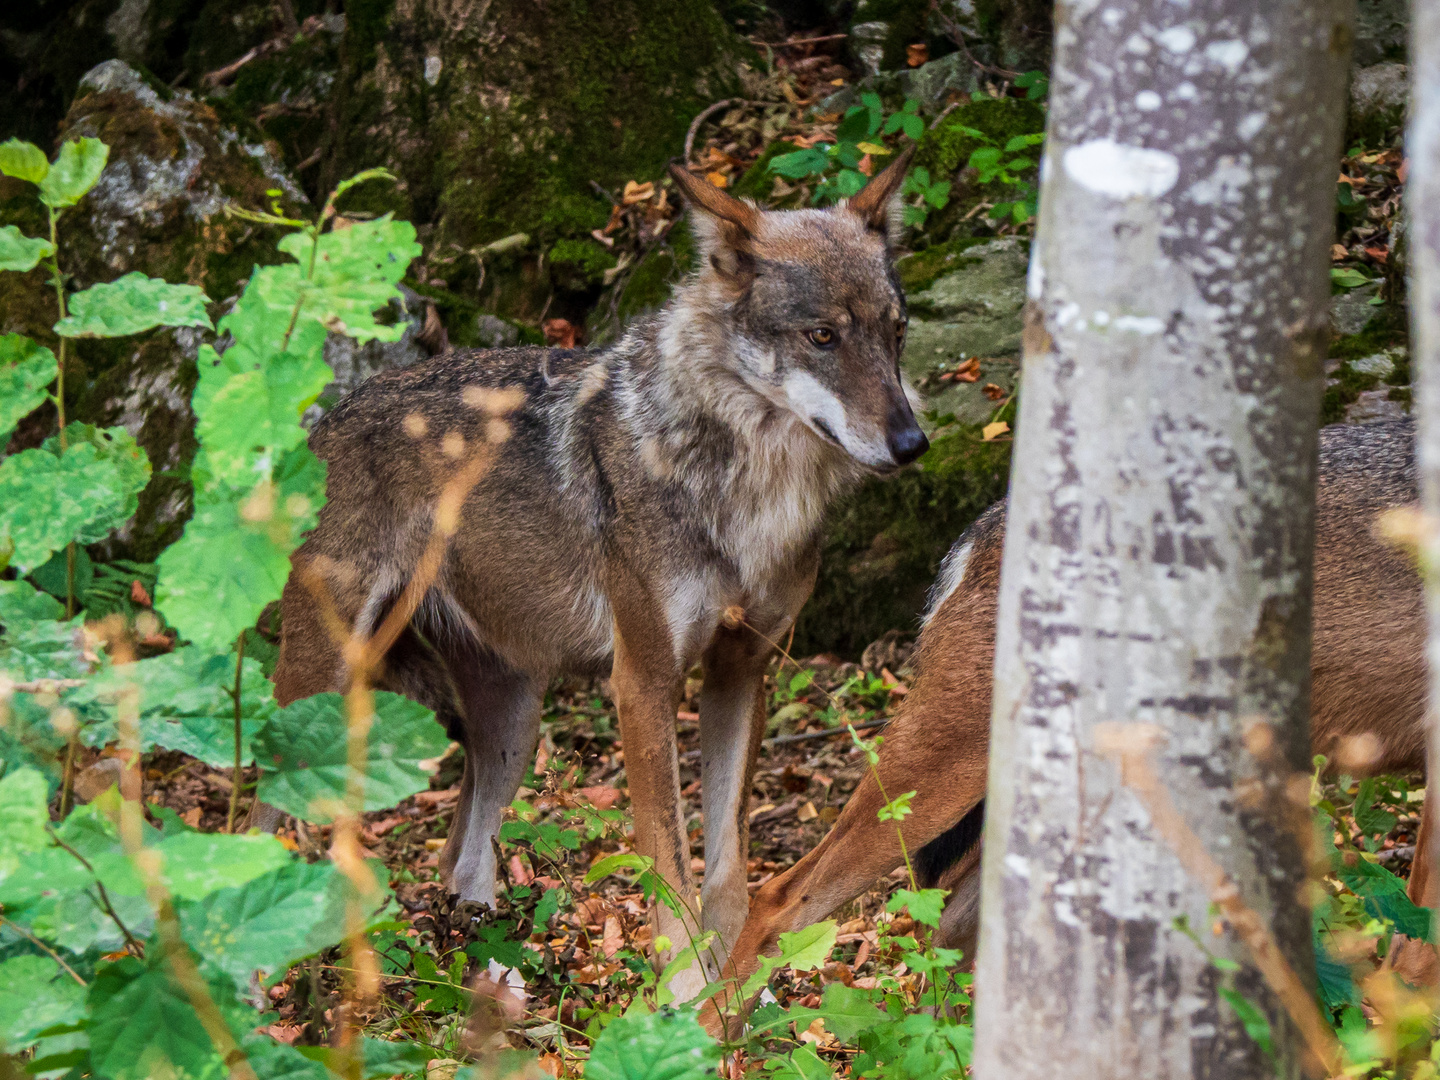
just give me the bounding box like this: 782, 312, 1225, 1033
322, 0, 751, 325
2, 60, 309, 561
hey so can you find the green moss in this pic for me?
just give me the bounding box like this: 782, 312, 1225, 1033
1327, 307, 1408, 361
793, 425, 1011, 658
549, 238, 618, 286
917, 98, 1046, 178
895, 237, 990, 293
1320, 362, 1382, 426
1321, 307, 1410, 424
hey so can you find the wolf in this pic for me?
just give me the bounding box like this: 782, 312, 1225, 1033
271, 148, 927, 991
707, 417, 1425, 1026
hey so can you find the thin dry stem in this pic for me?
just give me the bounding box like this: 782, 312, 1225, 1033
1094, 723, 1341, 1076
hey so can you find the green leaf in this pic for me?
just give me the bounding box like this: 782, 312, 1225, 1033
253, 691, 448, 822
293, 1037, 433, 1079
0, 424, 150, 572
584, 851, 655, 885
769, 148, 830, 179
743, 920, 838, 996
178, 859, 347, 986
71, 646, 277, 766
0, 768, 52, 881
55, 272, 212, 338
0, 955, 86, 1051
0, 225, 55, 272
152, 830, 294, 901
37, 137, 109, 208
887, 887, 947, 928
900, 114, 924, 140
155, 448, 323, 651
811, 982, 886, 1042
0, 578, 65, 623
1217, 986, 1274, 1061
271, 216, 421, 343
191, 339, 331, 484
586, 1007, 722, 1080
87, 955, 250, 1080
0, 614, 89, 682
1330, 267, 1371, 289
770, 1044, 831, 1080
0, 138, 50, 184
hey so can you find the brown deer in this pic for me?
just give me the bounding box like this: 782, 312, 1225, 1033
708, 417, 1427, 1026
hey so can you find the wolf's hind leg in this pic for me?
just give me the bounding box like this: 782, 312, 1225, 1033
436, 638, 545, 906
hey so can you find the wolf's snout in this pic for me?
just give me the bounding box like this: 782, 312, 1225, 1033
888, 423, 929, 466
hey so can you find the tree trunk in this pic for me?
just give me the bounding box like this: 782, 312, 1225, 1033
1412, 0, 1440, 907
971, 2, 1352, 1077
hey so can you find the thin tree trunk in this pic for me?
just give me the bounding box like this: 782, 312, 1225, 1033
972, 2, 1353, 1077
1412, 0, 1440, 914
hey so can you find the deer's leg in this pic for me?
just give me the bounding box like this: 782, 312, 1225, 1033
697, 626, 772, 960
437, 639, 545, 905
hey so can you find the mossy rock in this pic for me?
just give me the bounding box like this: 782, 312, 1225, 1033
326, 0, 752, 263
793, 425, 1011, 658
548, 238, 619, 292
588, 220, 697, 345
7, 60, 311, 561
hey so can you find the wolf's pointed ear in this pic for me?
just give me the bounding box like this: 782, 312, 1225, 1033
667, 161, 760, 281
847, 143, 916, 241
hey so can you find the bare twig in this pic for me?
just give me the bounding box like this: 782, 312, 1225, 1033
48, 830, 143, 955
928, 1, 1022, 81
0, 916, 87, 985
678, 717, 890, 761
1095, 723, 1342, 1077
746, 34, 848, 48
683, 99, 780, 165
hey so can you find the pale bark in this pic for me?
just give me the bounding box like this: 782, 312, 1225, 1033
971, 2, 1353, 1077
1412, 0, 1440, 914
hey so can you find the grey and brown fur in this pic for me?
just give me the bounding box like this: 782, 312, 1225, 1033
272, 151, 927, 994
708, 418, 1426, 1028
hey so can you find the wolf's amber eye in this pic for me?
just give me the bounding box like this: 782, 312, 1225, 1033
808, 328, 836, 348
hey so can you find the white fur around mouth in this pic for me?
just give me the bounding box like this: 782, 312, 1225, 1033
780, 369, 892, 467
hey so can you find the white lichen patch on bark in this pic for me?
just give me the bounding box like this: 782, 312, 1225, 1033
972, 2, 1353, 1077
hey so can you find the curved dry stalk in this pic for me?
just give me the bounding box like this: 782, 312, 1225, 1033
1094, 723, 1341, 1077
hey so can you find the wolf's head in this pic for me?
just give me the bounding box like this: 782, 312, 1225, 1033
669, 149, 928, 472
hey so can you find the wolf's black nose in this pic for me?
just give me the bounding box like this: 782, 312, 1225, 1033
889, 425, 929, 466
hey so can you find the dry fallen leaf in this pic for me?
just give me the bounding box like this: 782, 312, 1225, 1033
982, 420, 1011, 441
1332, 243, 1350, 261
797, 800, 818, 822
907, 42, 929, 66
982, 382, 1007, 401
952, 357, 981, 382
601, 915, 624, 957
543, 318, 579, 348
579, 785, 623, 810
622, 180, 655, 204
705, 171, 729, 188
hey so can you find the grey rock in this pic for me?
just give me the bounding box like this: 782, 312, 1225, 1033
850, 21, 890, 77
901, 237, 1028, 425
305, 289, 428, 427
1353, 0, 1408, 66
476, 314, 522, 349
1350, 350, 1400, 378
1347, 389, 1409, 424
1330, 283, 1382, 337
815, 51, 979, 118
1348, 61, 1408, 139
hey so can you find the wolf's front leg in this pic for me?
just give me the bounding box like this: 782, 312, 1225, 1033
609, 606, 704, 998
438, 642, 546, 905
697, 626, 771, 958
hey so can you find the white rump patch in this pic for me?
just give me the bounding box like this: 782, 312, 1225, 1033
1063, 139, 1180, 200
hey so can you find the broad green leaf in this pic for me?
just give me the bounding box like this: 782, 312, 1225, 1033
0, 614, 89, 681
178, 859, 346, 986
743, 919, 838, 996
586, 1007, 722, 1080
769, 148, 830, 179
41, 424, 151, 544
254, 691, 448, 822
293, 1037, 433, 1079
0, 138, 50, 184
1331, 267, 1371, 289
0, 767, 51, 880
0, 225, 55, 272
887, 887, 947, 928
150, 830, 294, 901
584, 851, 655, 884
155, 449, 323, 651
0, 335, 55, 443
87, 955, 249, 1080
812, 982, 886, 1042
0, 577, 64, 624
1217, 986, 1274, 1061
55, 272, 212, 338
770, 1044, 831, 1080
191, 339, 331, 483
272, 216, 421, 342
0, 955, 86, 1051
70, 646, 277, 766
37, 137, 109, 208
